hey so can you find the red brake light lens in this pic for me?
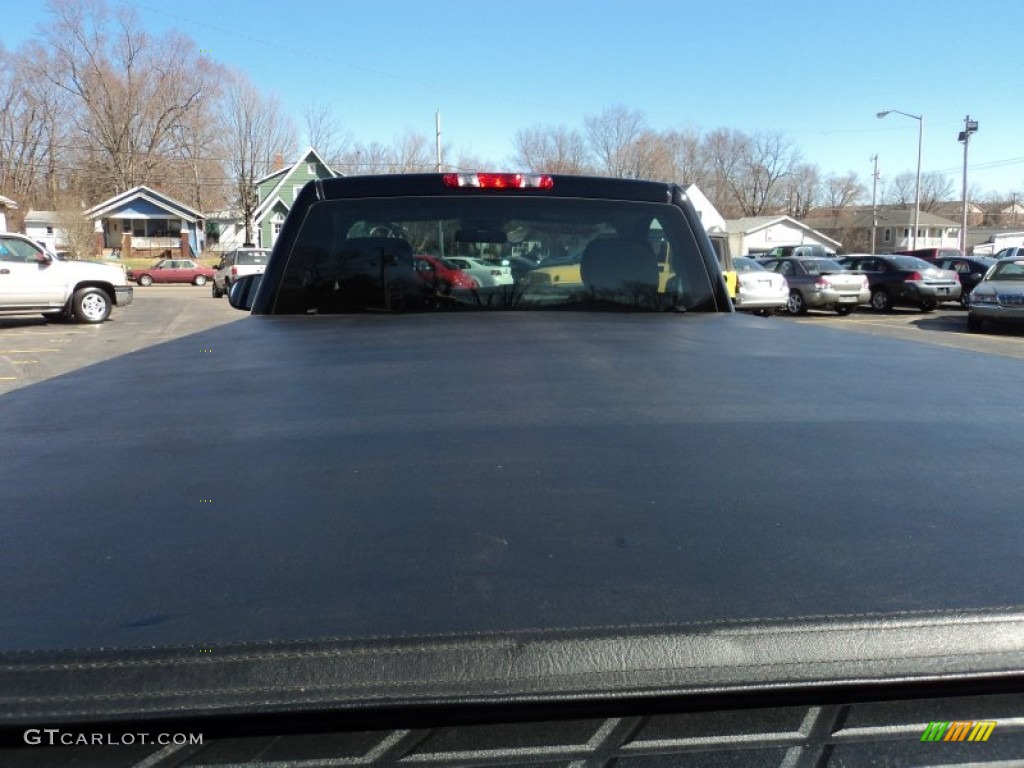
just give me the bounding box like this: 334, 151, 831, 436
906, 271, 923, 281
443, 172, 554, 190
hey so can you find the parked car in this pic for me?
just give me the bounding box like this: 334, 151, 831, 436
524, 249, 584, 289
0, 231, 132, 323
931, 255, 997, 308
128, 258, 216, 286
413, 254, 478, 291
838, 254, 961, 312
759, 256, 870, 315
993, 246, 1024, 261
895, 247, 964, 261
731, 256, 788, 314
762, 244, 834, 259
212, 247, 272, 298
967, 257, 1024, 332
441, 256, 514, 287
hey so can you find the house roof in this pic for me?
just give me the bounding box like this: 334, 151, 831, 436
253, 147, 337, 223
24, 210, 58, 224
682, 184, 726, 234
204, 208, 244, 221
803, 208, 960, 229
84, 186, 203, 222
726, 215, 842, 249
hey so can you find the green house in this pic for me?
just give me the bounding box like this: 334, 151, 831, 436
253, 148, 339, 249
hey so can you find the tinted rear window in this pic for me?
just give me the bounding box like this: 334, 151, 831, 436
236, 251, 271, 265
270, 196, 718, 314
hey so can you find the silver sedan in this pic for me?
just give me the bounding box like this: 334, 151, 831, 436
967, 257, 1024, 332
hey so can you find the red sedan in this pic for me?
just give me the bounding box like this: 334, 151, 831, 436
413, 255, 477, 291
128, 259, 217, 287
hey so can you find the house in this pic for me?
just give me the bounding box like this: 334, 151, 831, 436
801, 206, 961, 254
0, 194, 17, 232
989, 201, 1024, 229
931, 201, 985, 227
725, 215, 841, 256
683, 184, 727, 236
203, 209, 248, 252
84, 186, 204, 259
24, 210, 65, 253
250, 148, 339, 249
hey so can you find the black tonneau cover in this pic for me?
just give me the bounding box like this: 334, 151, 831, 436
1, 312, 1023, 722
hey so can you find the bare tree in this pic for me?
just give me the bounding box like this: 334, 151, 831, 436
0, 42, 72, 212
303, 101, 351, 167
334, 142, 391, 175
822, 171, 865, 211
511, 125, 590, 174
54, 196, 98, 258
780, 163, 822, 218
219, 70, 297, 244
617, 130, 676, 181
920, 172, 955, 212
700, 128, 748, 217
389, 130, 434, 173
660, 129, 706, 186
882, 172, 916, 207
171, 58, 228, 213
36, 0, 221, 195
584, 106, 648, 177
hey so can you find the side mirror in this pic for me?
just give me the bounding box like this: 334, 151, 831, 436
228, 274, 262, 311
35, 252, 52, 265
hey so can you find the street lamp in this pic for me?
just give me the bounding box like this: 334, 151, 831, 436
877, 109, 924, 250
958, 116, 979, 253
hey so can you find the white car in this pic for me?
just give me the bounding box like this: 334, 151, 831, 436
441, 256, 514, 287
732, 256, 789, 315
0, 232, 132, 323
212, 248, 272, 298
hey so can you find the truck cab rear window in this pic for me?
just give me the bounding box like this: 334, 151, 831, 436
270, 197, 717, 314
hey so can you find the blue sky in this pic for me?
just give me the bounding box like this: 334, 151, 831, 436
10, 0, 1024, 197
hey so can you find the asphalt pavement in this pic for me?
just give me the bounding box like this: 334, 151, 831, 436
0, 285, 241, 395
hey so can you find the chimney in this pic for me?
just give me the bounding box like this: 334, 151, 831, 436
273, 153, 284, 171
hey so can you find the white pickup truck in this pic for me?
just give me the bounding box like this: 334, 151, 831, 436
0, 232, 132, 323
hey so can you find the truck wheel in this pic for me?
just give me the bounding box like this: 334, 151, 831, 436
835, 305, 854, 316
919, 301, 936, 312
211, 282, 223, 298
194, 275, 207, 286
786, 290, 807, 315
72, 287, 111, 323
138, 275, 153, 287
870, 289, 892, 312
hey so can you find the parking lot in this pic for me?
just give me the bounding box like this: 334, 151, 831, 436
0, 285, 241, 395
2, 291, 1023, 396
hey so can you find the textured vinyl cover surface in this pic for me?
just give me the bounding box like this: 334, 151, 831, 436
1, 311, 1023, 721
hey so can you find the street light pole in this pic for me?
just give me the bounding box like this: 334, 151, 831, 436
870, 154, 879, 255
877, 109, 924, 250
958, 116, 979, 253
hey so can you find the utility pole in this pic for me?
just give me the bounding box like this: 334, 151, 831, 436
870, 154, 880, 255
958, 115, 978, 253
435, 110, 443, 173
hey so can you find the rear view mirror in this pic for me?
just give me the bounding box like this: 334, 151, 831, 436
228, 274, 262, 311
